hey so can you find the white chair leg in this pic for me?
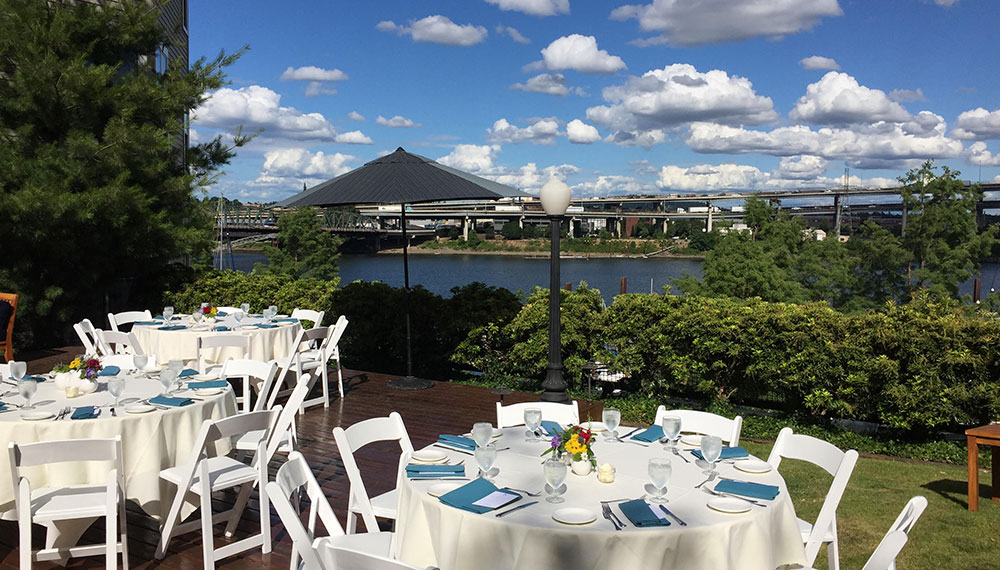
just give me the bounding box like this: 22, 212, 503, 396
106, 502, 117, 570
259, 467, 271, 554
119, 490, 130, 570
346, 509, 358, 535
225, 482, 253, 538
321, 364, 330, 408
20, 507, 32, 570
828, 538, 840, 570
336, 359, 344, 399
200, 480, 215, 570
155, 486, 186, 559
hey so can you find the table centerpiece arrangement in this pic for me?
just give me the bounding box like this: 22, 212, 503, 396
542, 424, 597, 475
51, 355, 102, 396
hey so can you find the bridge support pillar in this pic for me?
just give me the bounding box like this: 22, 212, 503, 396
834, 194, 842, 237
706, 201, 713, 232
661, 218, 668, 235
616, 216, 624, 237
519, 215, 524, 230
463, 217, 471, 240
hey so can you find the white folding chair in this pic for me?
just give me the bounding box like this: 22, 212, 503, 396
767, 427, 859, 570
220, 358, 279, 413
332, 412, 414, 534
235, 373, 311, 458
106, 310, 151, 332
96, 330, 145, 356
268, 451, 414, 570
155, 410, 275, 569
8, 437, 128, 570
802, 496, 927, 570
100, 354, 139, 372
196, 333, 250, 375
291, 308, 326, 329
495, 400, 580, 428
74, 318, 111, 355
653, 406, 744, 445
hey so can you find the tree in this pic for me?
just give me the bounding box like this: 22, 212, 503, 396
0, 1, 250, 347
257, 208, 342, 281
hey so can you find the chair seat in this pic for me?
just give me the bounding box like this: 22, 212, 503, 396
315, 530, 394, 558
797, 517, 836, 543
30, 485, 112, 522
234, 429, 294, 453
160, 456, 256, 494
352, 489, 398, 520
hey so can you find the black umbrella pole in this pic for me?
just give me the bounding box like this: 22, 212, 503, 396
389, 204, 433, 390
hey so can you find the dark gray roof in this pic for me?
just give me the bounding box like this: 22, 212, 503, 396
274, 147, 526, 208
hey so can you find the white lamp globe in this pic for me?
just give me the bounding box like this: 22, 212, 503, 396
539, 178, 572, 216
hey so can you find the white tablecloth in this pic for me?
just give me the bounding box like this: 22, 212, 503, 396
395, 429, 806, 570
133, 319, 301, 365
0, 374, 237, 522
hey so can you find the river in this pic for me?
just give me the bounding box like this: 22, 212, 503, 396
226, 251, 1000, 304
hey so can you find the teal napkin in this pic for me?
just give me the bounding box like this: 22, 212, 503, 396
98, 366, 120, 376
215, 325, 230, 331
134, 320, 160, 326
0, 403, 7, 411
18, 375, 46, 382
439, 478, 519, 514
272, 317, 298, 323
714, 479, 780, 500
406, 464, 465, 478
255, 323, 277, 329
632, 425, 663, 442
178, 368, 198, 377
691, 446, 750, 461
71, 406, 99, 420
437, 434, 475, 450
150, 395, 194, 407
187, 380, 228, 389
541, 421, 563, 437
158, 324, 186, 331
216, 311, 228, 317
619, 499, 670, 527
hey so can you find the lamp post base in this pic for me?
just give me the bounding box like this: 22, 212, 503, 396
388, 375, 435, 390
540, 365, 569, 403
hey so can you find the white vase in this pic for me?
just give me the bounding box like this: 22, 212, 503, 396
53, 371, 78, 390
79, 378, 98, 394
571, 456, 593, 476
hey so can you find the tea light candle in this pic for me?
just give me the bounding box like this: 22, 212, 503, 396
597, 463, 615, 483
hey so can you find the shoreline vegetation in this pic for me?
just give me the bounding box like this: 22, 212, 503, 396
408, 237, 708, 259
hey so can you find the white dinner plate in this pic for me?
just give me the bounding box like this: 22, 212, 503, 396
193, 373, 218, 381
125, 404, 156, 414
427, 482, 463, 498
734, 459, 773, 474
580, 421, 607, 432
411, 449, 448, 463
707, 497, 751, 514
20, 411, 55, 421
194, 388, 224, 397
552, 507, 597, 525
491, 428, 503, 439
680, 434, 704, 446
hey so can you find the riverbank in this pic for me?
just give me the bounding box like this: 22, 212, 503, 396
379, 246, 705, 259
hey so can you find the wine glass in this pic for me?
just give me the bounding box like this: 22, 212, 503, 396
240, 302, 250, 315
661, 415, 682, 452
474, 443, 497, 480
543, 458, 568, 504
524, 407, 542, 442
233, 310, 245, 328
159, 368, 177, 395
162, 306, 174, 321
268, 305, 279, 320
168, 359, 183, 374
700, 435, 723, 478
647, 457, 672, 503
192, 310, 203, 324
108, 376, 125, 408
9, 361, 26, 382
133, 354, 149, 373
471, 422, 493, 448
18, 378, 37, 410
602, 407, 621, 441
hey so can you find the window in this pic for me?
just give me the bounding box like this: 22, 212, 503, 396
155, 45, 169, 74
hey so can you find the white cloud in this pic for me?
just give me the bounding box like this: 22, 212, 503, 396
304, 82, 337, 97
799, 56, 839, 70
611, 0, 843, 46
572, 175, 654, 197
435, 144, 579, 193
511, 73, 580, 96
334, 131, 374, 144
485, 0, 569, 16
260, 148, 357, 179
437, 144, 501, 172
376, 115, 421, 128
889, 88, 926, 103
790, 72, 911, 125
193, 85, 342, 141
490, 162, 580, 193
952, 107, 1000, 140
585, 63, 777, 142
772, 155, 828, 180
487, 117, 561, 145
539, 34, 626, 74
566, 119, 600, 143
603, 129, 666, 148
934, 0, 959, 7
376, 15, 487, 46
964, 142, 1000, 166
658, 163, 767, 191
496, 25, 530, 43
348, 111, 365, 121
280, 66, 348, 82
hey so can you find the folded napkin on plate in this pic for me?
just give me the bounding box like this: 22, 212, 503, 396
16, 375, 46, 382
178, 369, 199, 378
98, 366, 120, 376
187, 379, 228, 389
149, 395, 194, 407
71, 406, 100, 420
437, 434, 475, 450
255, 323, 278, 329
272, 317, 298, 323
541, 421, 563, 437
691, 446, 750, 461
406, 464, 465, 478
134, 320, 161, 326
214, 325, 231, 332
439, 478, 519, 514
158, 324, 186, 331
714, 479, 780, 500
632, 425, 663, 442
619, 499, 670, 527
216, 311, 228, 317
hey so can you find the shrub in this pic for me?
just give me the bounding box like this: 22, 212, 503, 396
163, 270, 338, 319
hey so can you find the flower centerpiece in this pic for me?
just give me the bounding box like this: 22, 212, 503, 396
53, 356, 103, 380
542, 425, 597, 474
200, 304, 218, 319
52, 355, 102, 396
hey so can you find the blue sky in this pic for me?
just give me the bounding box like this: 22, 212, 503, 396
190, 0, 1000, 203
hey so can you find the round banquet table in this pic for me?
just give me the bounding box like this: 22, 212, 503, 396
395, 428, 807, 570
132, 317, 302, 366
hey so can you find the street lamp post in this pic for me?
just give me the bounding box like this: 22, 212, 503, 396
539, 179, 572, 403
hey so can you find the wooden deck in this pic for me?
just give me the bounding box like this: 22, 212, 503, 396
1, 346, 603, 569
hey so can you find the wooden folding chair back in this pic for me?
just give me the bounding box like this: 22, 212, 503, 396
0, 292, 17, 362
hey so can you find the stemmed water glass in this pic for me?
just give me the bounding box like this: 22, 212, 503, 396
475, 443, 497, 480
524, 407, 542, 442
262, 307, 274, 321
647, 457, 672, 503
9, 361, 26, 382
162, 306, 174, 321
233, 310, 245, 329
240, 302, 250, 315
133, 354, 149, 374
108, 376, 125, 409
543, 458, 567, 504
159, 368, 177, 396
268, 305, 279, 320
192, 310, 203, 325
700, 435, 723, 478
12, 362, 34, 409
602, 407, 621, 441
661, 415, 682, 452
471, 422, 493, 448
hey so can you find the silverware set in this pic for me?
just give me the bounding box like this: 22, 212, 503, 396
703, 486, 766, 507
55, 406, 71, 420
601, 502, 626, 530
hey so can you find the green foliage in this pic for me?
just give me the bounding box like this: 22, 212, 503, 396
256, 207, 343, 280
0, 0, 249, 347
500, 223, 523, 240
163, 270, 337, 318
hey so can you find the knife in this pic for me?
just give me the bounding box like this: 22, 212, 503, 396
433, 443, 474, 456
495, 501, 537, 517
622, 426, 642, 439
659, 504, 687, 526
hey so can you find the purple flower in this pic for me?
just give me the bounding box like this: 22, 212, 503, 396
550, 436, 560, 448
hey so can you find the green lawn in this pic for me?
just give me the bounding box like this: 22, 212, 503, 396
740, 442, 1000, 570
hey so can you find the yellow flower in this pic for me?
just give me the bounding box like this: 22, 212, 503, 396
565, 437, 585, 455
69, 358, 82, 369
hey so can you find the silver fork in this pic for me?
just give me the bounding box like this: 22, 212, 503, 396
506, 487, 541, 497
694, 473, 716, 489
601, 503, 622, 530
704, 487, 766, 507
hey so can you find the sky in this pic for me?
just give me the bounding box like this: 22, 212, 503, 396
189, 0, 1000, 204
